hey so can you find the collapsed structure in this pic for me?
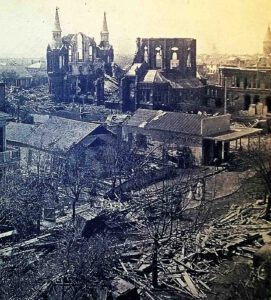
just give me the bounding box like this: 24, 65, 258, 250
121, 37, 204, 112
47, 8, 114, 103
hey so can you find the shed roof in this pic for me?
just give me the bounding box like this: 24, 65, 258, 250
7, 117, 106, 153
167, 77, 204, 89
141, 70, 168, 84
29, 116, 101, 152
6, 122, 36, 145
125, 109, 205, 135
204, 127, 262, 142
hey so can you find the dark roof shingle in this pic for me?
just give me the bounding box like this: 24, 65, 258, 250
125, 109, 204, 135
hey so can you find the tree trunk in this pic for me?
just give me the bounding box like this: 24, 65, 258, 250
266, 195, 271, 221
152, 235, 159, 288
72, 200, 76, 222
36, 219, 40, 234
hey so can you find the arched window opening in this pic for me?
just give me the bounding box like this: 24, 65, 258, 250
89, 46, 93, 61
170, 47, 179, 69
244, 78, 248, 89
253, 95, 260, 104
266, 96, 271, 112
144, 46, 148, 63
68, 46, 72, 62
77, 34, 83, 61
155, 46, 162, 69
129, 82, 135, 100
244, 94, 251, 110
187, 48, 191, 68
59, 56, 64, 69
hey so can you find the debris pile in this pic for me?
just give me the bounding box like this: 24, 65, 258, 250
112, 202, 271, 299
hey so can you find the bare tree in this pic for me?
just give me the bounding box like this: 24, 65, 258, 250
61, 149, 96, 222
130, 164, 205, 288
238, 142, 271, 220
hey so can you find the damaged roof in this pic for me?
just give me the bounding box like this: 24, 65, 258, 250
141, 70, 168, 84
166, 77, 204, 89
29, 116, 102, 152
125, 109, 205, 135
126, 63, 143, 76
104, 74, 119, 93
7, 117, 107, 153
6, 122, 36, 145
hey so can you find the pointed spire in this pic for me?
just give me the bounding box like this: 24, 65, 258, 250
264, 24, 271, 42
102, 12, 108, 33
100, 12, 109, 44
51, 7, 62, 49
53, 7, 62, 32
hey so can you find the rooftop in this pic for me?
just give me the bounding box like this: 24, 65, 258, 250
0, 112, 12, 121
125, 109, 206, 136
6, 117, 106, 153
6, 122, 36, 145
205, 127, 262, 142
141, 70, 168, 84
29, 116, 101, 152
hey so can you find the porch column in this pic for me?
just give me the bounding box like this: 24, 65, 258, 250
221, 141, 225, 161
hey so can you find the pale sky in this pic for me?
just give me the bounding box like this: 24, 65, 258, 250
0, 0, 270, 58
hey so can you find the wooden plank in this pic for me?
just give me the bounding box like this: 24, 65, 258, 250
182, 271, 200, 298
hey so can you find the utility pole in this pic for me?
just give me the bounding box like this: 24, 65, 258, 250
224, 77, 227, 115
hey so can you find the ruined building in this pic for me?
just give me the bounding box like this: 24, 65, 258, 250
217, 25, 271, 116
121, 38, 204, 112
47, 8, 114, 103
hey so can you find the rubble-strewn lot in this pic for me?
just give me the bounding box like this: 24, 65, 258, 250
0, 168, 270, 299
4, 84, 118, 122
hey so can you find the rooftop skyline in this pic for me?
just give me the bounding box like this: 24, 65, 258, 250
0, 0, 271, 58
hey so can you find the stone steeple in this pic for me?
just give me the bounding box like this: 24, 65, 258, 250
100, 12, 109, 45
53, 7, 62, 32
51, 7, 62, 49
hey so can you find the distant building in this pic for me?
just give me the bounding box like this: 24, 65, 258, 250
121, 37, 204, 112
47, 8, 114, 103
0, 65, 32, 88
26, 61, 48, 86
209, 26, 271, 116
122, 108, 261, 165
219, 66, 271, 115
0, 112, 20, 179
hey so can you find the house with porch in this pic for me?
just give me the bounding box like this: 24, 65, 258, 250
122, 109, 261, 166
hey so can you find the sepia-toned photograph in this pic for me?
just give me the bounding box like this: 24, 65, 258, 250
0, 0, 271, 299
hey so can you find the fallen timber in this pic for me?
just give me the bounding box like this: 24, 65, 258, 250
1, 184, 270, 298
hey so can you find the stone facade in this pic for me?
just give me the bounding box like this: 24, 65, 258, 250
219, 67, 271, 115
121, 38, 204, 112
47, 8, 114, 102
